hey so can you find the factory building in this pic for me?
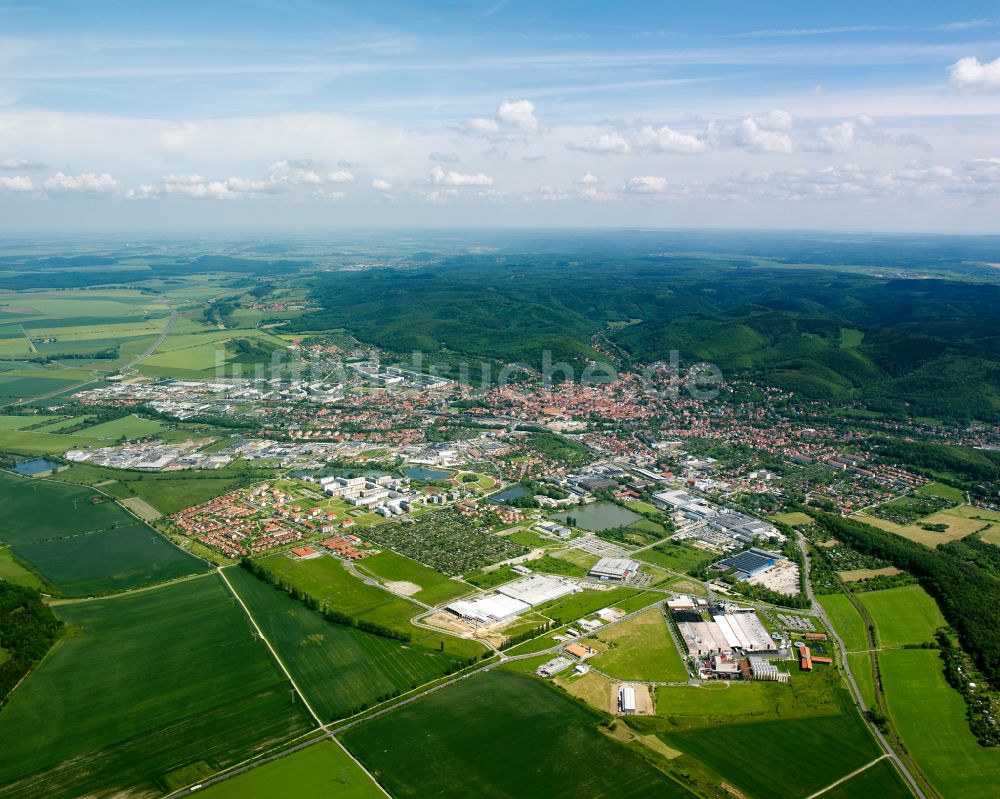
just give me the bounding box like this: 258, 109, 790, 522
588, 557, 641, 582
618, 684, 637, 715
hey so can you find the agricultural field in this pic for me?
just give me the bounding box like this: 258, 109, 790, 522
848, 652, 877, 709
0, 575, 313, 799
838, 566, 902, 582
0, 547, 48, 591
914, 481, 967, 503
0, 469, 207, 595
197, 741, 385, 799
818, 593, 870, 653
76, 414, 166, 440
0, 426, 106, 455
353, 549, 471, 605
857, 584, 945, 647
662, 713, 881, 799
0, 415, 59, 429
258, 553, 485, 658
341, 671, 693, 799
820, 759, 912, 799
769, 511, 814, 527
536, 587, 640, 624
227, 568, 465, 721
880, 649, 1000, 799
586, 609, 689, 682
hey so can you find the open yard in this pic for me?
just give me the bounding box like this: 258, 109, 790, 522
197, 741, 385, 799
857, 584, 945, 647
227, 567, 465, 721
881, 649, 1000, 799
341, 671, 694, 799
586, 609, 689, 682
0, 575, 313, 799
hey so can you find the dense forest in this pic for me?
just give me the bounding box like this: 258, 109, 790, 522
0, 583, 62, 704
290, 253, 1000, 423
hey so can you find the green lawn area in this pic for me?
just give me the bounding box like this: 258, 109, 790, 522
536, 587, 640, 624
586, 608, 689, 682
625, 500, 660, 514
341, 671, 694, 799
197, 741, 385, 799
857, 584, 945, 647
76, 414, 166, 440
914, 481, 967, 503
0, 428, 104, 455
258, 554, 485, 659
648, 669, 845, 731
769, 511, 814, 527
354, 550, 471, 605
819, 593, 869, 652
226, 568, 465, 721
0, 575, 312, 799
881, 649, 1000, 799
0, 415, 59, 430
634, 540, 712, 573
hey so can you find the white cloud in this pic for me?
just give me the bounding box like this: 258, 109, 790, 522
635, 124, 708, 154
814, 121, 857, 153
497, 99, 539, 132
429, 151, 459, 162
0, 175, 34, 192
371, 178, 393, 191
625, 175, 669, 193
755, 109, 794, 131
566, 132, 632, 155
950, 56, 1000, 91
0, 158, 47, 171
43, 171, 118, 195
576, 171, 600, 184
430, 166, 494, 186
467, 117, 500, 134
733, 117, 794, 153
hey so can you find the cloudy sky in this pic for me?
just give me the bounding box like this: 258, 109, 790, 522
1, 0, 1000, 232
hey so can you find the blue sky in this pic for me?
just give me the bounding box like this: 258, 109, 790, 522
1, 1, 999, 231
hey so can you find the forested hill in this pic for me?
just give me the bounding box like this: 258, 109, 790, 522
288, 254, 1000, 423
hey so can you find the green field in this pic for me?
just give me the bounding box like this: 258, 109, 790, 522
587, 609, 689, 682
536, 587, 640, 624
227, 567, 464, 721
0, 575, 313, 799
819, 593, 870, 652
353, 550, 471, 605
0, 415, 59, 429
881, 649, 1000, 799
663, 713, 881, 799
77, 414, 166, 440
258, 554, 485, 658
341, 671, 694, 799
197, 741, 385, 799
0, 427, 105, 455
634, 540, 712, 573
914, 481, 967, 503
11, 522, 207, 596
857, 584, 945, 647
848, 652, 877, 710
820, 759, 912, 799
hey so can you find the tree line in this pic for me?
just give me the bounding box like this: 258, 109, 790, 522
0, 583, 62, 706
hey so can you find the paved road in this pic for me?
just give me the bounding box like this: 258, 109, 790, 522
797, 534, 928, 799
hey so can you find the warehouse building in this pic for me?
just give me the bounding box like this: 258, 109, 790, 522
713, 548, 787, 580
749, 657, 790, 683
496, 574, 580, 606
446, 594, 530, 625
588, 557, 641, 582
618, 684, 637, 715
711, 610, 775, 653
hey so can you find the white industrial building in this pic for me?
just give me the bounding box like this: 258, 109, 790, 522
496, 575, 580, 606
749, 657, 790, 683
446, 594, 530, 625
711, 610, 774, 653
588, 557, 641, 582
618, 684, 637, 714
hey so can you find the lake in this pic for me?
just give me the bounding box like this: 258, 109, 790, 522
404, 467, 454, 481
13, 458, 62, 476
551, 502, 641, 532
488, 485, 529, 504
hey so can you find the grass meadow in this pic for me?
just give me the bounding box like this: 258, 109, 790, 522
857, 584, 945, 647
586, 608, 689, 682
